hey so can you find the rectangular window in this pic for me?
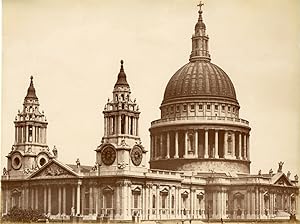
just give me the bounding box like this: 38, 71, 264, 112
222, 105, 225, 111
152, 195, 156, 208
199, 104, 203, 110
207, 104, 211, 110
228, 106, 231, 112
176, 105, 180, 112
190, 104, 195, 111
162, 195, 167, 208
170, 106, 174, 113
215, 105, 218, 110
183, 105, 187, 111
133, 194, 139, 208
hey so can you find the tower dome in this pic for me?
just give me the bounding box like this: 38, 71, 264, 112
149, 3, 251, 175
162, 61, 238, 105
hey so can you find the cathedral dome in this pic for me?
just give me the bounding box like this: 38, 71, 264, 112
162, 61, 238, 104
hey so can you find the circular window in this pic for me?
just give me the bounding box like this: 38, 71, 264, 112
39, 158, 46, 166
37, 154, 49, 168
11, 154, 22, 170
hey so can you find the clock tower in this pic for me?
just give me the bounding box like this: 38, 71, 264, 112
7, 76, 55, 177
96, 60, 147, 173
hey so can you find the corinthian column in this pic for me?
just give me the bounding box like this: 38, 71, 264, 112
184, 131, 188, 158
194, 130, 198, 158
224, 131, 228, 158
238, 133, 242, 159
166, 132, 170, 159
204, 129, 209, 158
214, 130, 219, 158
174, 132, 179, 158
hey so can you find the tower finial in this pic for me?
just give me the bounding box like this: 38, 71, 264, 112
114, 60, 129, 88
197, 1, 204, 12
25, 75, 38, 100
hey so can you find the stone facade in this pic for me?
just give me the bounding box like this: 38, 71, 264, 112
1, 2, 299, 222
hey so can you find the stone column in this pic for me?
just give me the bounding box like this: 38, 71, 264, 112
149, 186, 153, 219
174, 132, 179, 158
43, 187, 47, 213
63, 186, 66, 215
58, 186, 62, 215
89, 185, 93, 215
204, 129, 209, 158
243, 134, 247, 160
25, 126, 29, 143
174, 187, 178, 218
191, 190, 194, 218
136, 117, 139, 136
95, 185, 99, 216
144, 185, 149, 220
232, 132, 236, 158
154, 135, 158, 159
72, 186, 75, 208
184, 131, 188, 158
115, 183, 120, 217
48, 186, 51, 215
212, 192, 216, 218
247, 191, 251, 218
149, 134, 152, 159
35, 187, 38, 210
44, 128, 47, 143
156, 185, 159, 219
127, 182, 131, 217
238, 133, 242, 159
76, 181, 81, 215
214, 131, 219, 158
178, 187, 181, 217
194, 130, 198, 158
124, 116, 128, 134
166, 132, 170, 159
160, 134, 163, 158
32, 125, 35, 143
128, 116, 132, 135
132, 117, 135, 136
224, 131, 228, 158
118, 115, 121, 135
252, 190, 255, 218
247, 134, 250, 160
105, 117, 108, 136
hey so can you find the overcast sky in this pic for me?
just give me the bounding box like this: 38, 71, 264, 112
2, 0, 300, 177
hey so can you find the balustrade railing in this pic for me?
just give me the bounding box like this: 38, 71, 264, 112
151, 115, 249, 125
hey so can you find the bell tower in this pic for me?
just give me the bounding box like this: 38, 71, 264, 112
96, 61, 147, 173
7, 76, 55, 177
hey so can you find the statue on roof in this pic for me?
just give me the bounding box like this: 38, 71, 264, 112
287, 171, 291, 178
278, 161, 284, 173
76, 158, 80, 168
269, 169, 273, 175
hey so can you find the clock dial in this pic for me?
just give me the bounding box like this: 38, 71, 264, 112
101, 146, 116, 165
130, 146, 143, 166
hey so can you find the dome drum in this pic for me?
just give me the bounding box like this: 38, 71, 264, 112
150, 159, 250, 174
149, 123, 250, 174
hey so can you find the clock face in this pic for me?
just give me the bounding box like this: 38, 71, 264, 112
101, 146, 116, 165
130, 146, 143, 166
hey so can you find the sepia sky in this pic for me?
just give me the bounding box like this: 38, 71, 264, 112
2, 0, 300, 176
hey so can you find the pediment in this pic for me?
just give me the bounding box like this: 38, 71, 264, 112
29, 159, 78, 179
272, 173, 293, 186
